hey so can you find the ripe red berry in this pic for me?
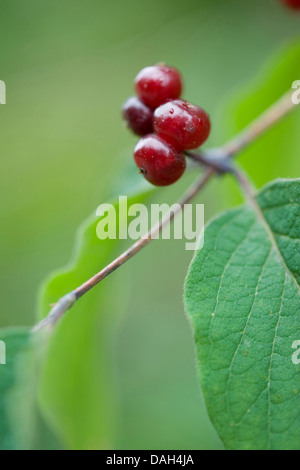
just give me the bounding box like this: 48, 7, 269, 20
134, 135, 186, 186
134, 65, 183, 108
153, 99, 211, 150
122, 96, 154, 136
282, 0, 300, 9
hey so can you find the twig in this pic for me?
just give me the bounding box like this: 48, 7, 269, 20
33, 89, 297, 332
184, 151, 234, 174
33, 169, 213, 332
33, 293, 77, 332
232, 167, 256, 200
75, 168, 213, 299
221, 90, 295, 158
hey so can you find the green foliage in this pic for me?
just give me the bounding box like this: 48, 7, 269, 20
0, 329, 31, 450
0, 328, 61, 450
38, 190, 152, 450
185, 179, 300, 450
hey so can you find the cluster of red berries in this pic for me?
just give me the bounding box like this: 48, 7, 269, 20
282, 0, 300, 9
122, 65, 211, 186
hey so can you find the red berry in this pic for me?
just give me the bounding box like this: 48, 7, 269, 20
134, 135, 186, 186
153, 99, 211, 150
122, 97, 154, 136
282, 0, 300, 9
134, 65, 183, 108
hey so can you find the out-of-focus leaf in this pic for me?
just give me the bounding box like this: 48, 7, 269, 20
221, 41, 300, 194
185, 179, 300, 450
38, 189, 152, 450
0, 329, 30, 449
0, 328, 62, 450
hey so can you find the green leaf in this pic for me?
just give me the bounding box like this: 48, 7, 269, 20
184, 179, 300, 450
0, 329, 31, 450
0, 328, 61, 450
38, 189, 152, 450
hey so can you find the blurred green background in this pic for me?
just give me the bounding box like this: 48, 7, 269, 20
1, 0, 300, 450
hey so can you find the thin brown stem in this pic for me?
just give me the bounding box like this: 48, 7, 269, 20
232, 167, 256, 201
33, 169, 213, 332
33, 89, 298, 332
75, 168, 213, 300
221, 90, 295, 158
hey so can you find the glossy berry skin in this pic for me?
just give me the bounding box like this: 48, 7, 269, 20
134, 65, 183, 108
122, 96, 154, 136
282, 0, 300, 9
134, 135, 186, 186
154, 99, 211, 150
